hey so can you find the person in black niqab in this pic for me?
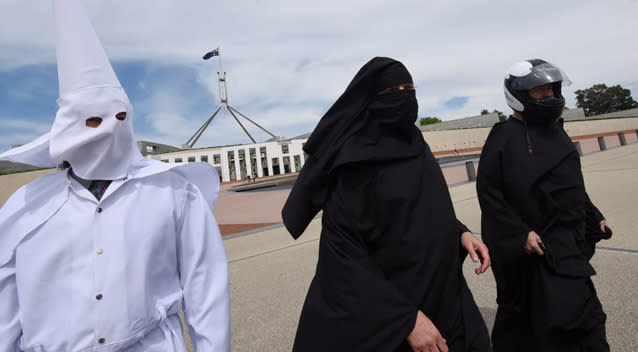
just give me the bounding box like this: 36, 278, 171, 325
477, 59, 610, 351
282, 57, 492, 352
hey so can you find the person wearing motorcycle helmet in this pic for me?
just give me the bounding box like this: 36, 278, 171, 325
504, 59, 570, 123
476, 59, 611, 351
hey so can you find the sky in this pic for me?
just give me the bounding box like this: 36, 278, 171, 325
0, 0, 637, 152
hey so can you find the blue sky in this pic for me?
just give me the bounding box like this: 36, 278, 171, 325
444, 97, 469, 110
1, 0, 637, 152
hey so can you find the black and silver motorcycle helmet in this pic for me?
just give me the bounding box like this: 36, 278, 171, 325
504, 59, 571, 123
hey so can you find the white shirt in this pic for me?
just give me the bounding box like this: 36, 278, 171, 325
0, 168, 230, 351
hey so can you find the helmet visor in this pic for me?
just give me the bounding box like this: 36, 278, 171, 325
510, 62, 571, 90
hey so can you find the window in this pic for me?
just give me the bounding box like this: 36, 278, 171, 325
200, 155, 208, 162
174, 158, 183, 163
188, 157, 196, 162
271, 157, 280, 175
281, 144, 289, 154
213, 154, 221, 164
261, 147, 269, 176
161, 159, 169, 163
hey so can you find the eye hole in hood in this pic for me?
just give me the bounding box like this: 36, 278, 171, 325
85, 116, 103, 128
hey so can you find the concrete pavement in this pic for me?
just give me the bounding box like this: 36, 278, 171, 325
225, 142, 638, 351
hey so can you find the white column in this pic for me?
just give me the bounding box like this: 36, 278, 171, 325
266, 146, 274, 176
220, 150, 230, 182
267, 158, 274, 176
234, 149, 241, 180
256, 149, 264, 178
244, 148, 252, 178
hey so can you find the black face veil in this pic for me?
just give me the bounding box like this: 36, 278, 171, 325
282, 57, 426, 238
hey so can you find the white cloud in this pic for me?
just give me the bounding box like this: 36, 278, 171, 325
0, 118, 51, 149
1, 0, 637, 149
0, 119, 51, 133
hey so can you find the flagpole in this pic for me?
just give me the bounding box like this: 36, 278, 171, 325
185, 47, 278, 148
218, 46, 223, 76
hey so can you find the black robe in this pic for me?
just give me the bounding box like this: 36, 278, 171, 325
291, 144, 490, 352
283, 57, 490, 351
476, 117, 610, 352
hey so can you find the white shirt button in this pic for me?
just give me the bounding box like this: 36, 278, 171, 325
97, 337, 106, 344
96, 248, 104, 255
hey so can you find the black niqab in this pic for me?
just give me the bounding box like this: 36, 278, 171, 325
284, 57, 491, 351
282, 57, 424, 238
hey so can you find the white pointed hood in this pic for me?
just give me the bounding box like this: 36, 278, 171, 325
0, 0, 142, 180
49, 0, 142, 180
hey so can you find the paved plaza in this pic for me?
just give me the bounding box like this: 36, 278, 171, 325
224, 142, 638, 351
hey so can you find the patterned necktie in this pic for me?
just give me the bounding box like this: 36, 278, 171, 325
89, 180, 111, 200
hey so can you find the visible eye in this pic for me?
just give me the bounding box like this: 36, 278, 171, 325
378, 83, 415, 95
85, 117, 103, 128
116, 112, 127, 120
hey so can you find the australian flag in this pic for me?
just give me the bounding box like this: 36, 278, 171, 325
203, 48, 220, 60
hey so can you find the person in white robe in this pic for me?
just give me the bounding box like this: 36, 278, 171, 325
0, 0, 231, 351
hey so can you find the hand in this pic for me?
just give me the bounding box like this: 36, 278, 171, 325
524, 231, 544, 256
600, 219, 608, 233
460, 232, 491, 274
406, 310, 448, 352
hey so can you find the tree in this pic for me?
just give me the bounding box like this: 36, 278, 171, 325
493, 110, 506, 122
419, 117, 442, 126
575, 83, 638, 116
480, 109, 506, 122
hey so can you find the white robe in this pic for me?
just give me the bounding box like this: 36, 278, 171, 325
0, 162, 230, 352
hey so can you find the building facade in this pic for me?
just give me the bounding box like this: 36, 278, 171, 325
146, 139, 307, 183
144, 109, 638, 183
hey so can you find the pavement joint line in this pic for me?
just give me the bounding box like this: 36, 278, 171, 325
448, 180, 474, 188
472, 233, 635, 256
583, 167, 638, 173
596, 246, 638, 255
228, 237, 320, 264
454, 195, 478, 204
223, 223, 285, 240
